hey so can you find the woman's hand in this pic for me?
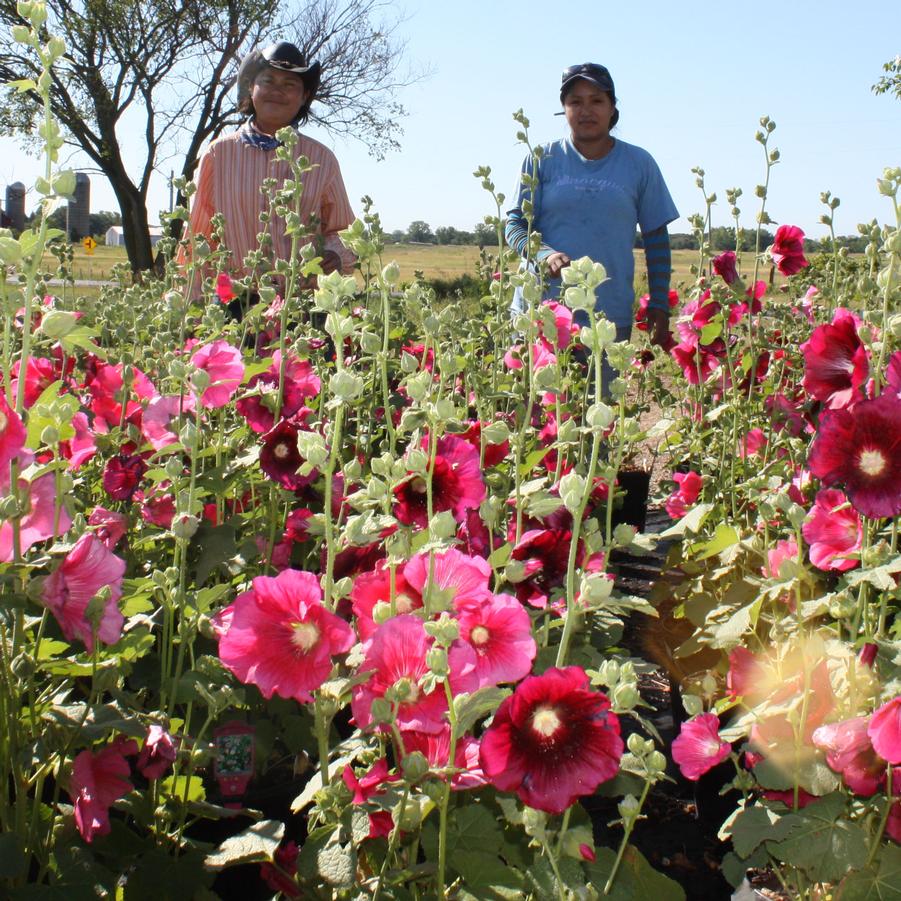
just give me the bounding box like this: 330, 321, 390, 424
645, 308, 671, 347
544, 251, 571, 277
320, 250, 343, 274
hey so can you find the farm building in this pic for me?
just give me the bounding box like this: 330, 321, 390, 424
105, 225, 164, 247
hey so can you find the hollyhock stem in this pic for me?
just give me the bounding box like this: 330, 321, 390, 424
872, 240, 898, 395
379, 276, 397, 457
867, 766, 893, 865
314, 697, 331, 785
540, 835, 568, 901
436, 678, 459, 901
604, 779, 651, 895
322, 407, 346, 611
373, 785, 410, 901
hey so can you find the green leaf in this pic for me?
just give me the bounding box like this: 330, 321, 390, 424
160, 774, 206, 804
124, 848, 212, 899
836, 843, 901, 899
453, 686, 510, 737
688, 523, 740, 560
317, 835, 356, 887
584, 845, 686, 900
204, 819, 284, 871
454, 851, 526, 897
723, 805, 793, 858
658, 502, 713, 538
421, 803, 503, 861
770, 793, 868, 883
721, 846, 770, 889
0, 832, 26, 878
192, 522, 238, 585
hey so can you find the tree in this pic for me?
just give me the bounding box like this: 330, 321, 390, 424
873, 56, 901, 101
0, 0, 415, 272
473, 222, 499, 246
406, 220, 434, 243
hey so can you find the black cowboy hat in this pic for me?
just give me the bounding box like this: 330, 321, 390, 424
236, 41, 322, 109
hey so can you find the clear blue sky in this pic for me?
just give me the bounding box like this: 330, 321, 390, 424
2, 1, 899, 240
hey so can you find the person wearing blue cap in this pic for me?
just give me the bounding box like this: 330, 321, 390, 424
506, 63, 678, 353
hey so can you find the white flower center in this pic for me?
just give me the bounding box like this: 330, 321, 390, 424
411, 476, 427, 494
395, 593, 415, 614
291, 621, 320, 652
274, 443, 291, 460
858, 448, 886, 477
395, 676, 419, 703
470, 625, 490, 646
531, 705, 562, 738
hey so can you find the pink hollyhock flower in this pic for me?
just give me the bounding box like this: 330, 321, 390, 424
10, 356, 57, 408
802, 488, 862, 572
664, 471, 703, 520
351, 564, 422, 642
635, 289, 679, 332
762, 538, 798, 581
770, 224, 809, 276
236, 353, 320, 434
70, 738, 138, 842
799, 285, 818, 323
215, 273, 236, 303
190, 340, 244, 409
800, 309, 869, 409
139, 484, 176, 529
456, 593, 536, 687
217, 569, 355, 703
712, 251, 739, 285
670, 341, 720, 384
727, 646, 764, 700
260, 840, 301, 898
542, 301, 579, 350
103, 453, 147, 501
59, 411, 97, 470
402, 727, 486, 790
807, 392, 901, 519
350, 614, 478, 734
869, 698, 901, 764
403, 548, 492, 609
456, 506, 494, 558
88, 506, 129, 550
672, 713, 732, 780
813, 716, 885, 796
137, 725, 178, 780
479, 666, 623, 815
740, 428, 767, 459
141, 395, 194, 451
394, 435, 486, 529
0, 392, 26, 469
0, 472, 72, 562
42, 533, 125, 651
860, 642, 878, 669
259, 419, 318, 491
342, 757, 395, 803
886, 352, 901, 401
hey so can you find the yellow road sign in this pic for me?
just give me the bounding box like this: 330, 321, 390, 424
82, 236, 97, 255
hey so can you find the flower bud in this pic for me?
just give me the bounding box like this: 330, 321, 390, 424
426, 647, 448, 679
401, 751, 430, 784
382, 261, 401, 286
369, 698, 393, 724
171, 514, 199, 541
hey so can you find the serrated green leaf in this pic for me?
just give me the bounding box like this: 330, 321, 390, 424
688, 523, 740, 560
723, 805, 793, 858
453, 686, 509, 737
125, 848, 211, 899
584, 845, 686, 900
770, 793, 868, 883
204, 819, 283, 871
836, 843, 901, 899
316, 835, 355, 887
160, 774, 205, 804
658, 502, 713, 538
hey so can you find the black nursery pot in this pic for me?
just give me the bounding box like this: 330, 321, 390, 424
610, 469, 651, 532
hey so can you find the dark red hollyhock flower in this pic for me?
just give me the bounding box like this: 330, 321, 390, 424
479, 666, 623, 814
510, 528, 596, 609
236, 353, 320, 434
801, 309, 869, 409
807, 392, 901, 519
635, 289, 679, 332
712, 251, 739, 285
259, 419, 318, 491
770, 224, 809, 276
671, 341, 721, 385
259, 840, 301, 898
102, 453, 147, 501
459, 420, 510, 468
393, 435, 486, 529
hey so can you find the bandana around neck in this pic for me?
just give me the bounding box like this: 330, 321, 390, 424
240, 121, 285, 151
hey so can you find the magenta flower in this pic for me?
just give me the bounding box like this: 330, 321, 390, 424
236, 352, 320, 434
137, 725, 178, 780
190, 340, 245, 409
87, 506, 129, 550
42, 533, 125, 652
670, 341, 720, 384
712, 251, 739, 285
800, 309, 869, 409
740, 428, 767, 459
342, 757, 395, 804
762, 538, 798, 581
807, 392, 901, 519
142, 395, 193, 451
479, 666, 622, 814
672, 713, 732, 780
217, 569, 355, 703
802, 488, 862, 572
59, 411, 97, 470
456, 593, 536, 687
869, 698, 901, 765
69, 738, 138, 843
665, 471, 703, 519
402, 727, 486, 790
350, 565, 421, 642
0, 472, 72, 563
0, 392, 26, 470
770, 224, 809, 276
103, 453, 147, 501
402, 548, 493, 609
509, 529, 573, 609
350, 615, 478, 734
259, 419, 318, 491
813, 716, 885, 796
215, 272, 236, 303
260, 840, 301, 898
393, 435, 486, 529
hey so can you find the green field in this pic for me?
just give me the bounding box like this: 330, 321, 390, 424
42, 242, 706, 291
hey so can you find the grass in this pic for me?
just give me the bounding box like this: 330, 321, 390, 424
38, 242, 770, 299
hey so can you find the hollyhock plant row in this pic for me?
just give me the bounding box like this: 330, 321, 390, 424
3, 13, 901, 899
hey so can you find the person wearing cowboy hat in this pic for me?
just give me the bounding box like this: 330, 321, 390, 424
506, 63, 678, 373
184, 41, 354, 308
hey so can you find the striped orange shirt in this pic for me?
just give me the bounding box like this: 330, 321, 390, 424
186, 125, 356, 281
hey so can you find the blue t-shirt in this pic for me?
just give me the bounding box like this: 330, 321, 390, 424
506, 137, 679, 327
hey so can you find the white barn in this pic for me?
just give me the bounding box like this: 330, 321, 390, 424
105, 225, 164, 247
